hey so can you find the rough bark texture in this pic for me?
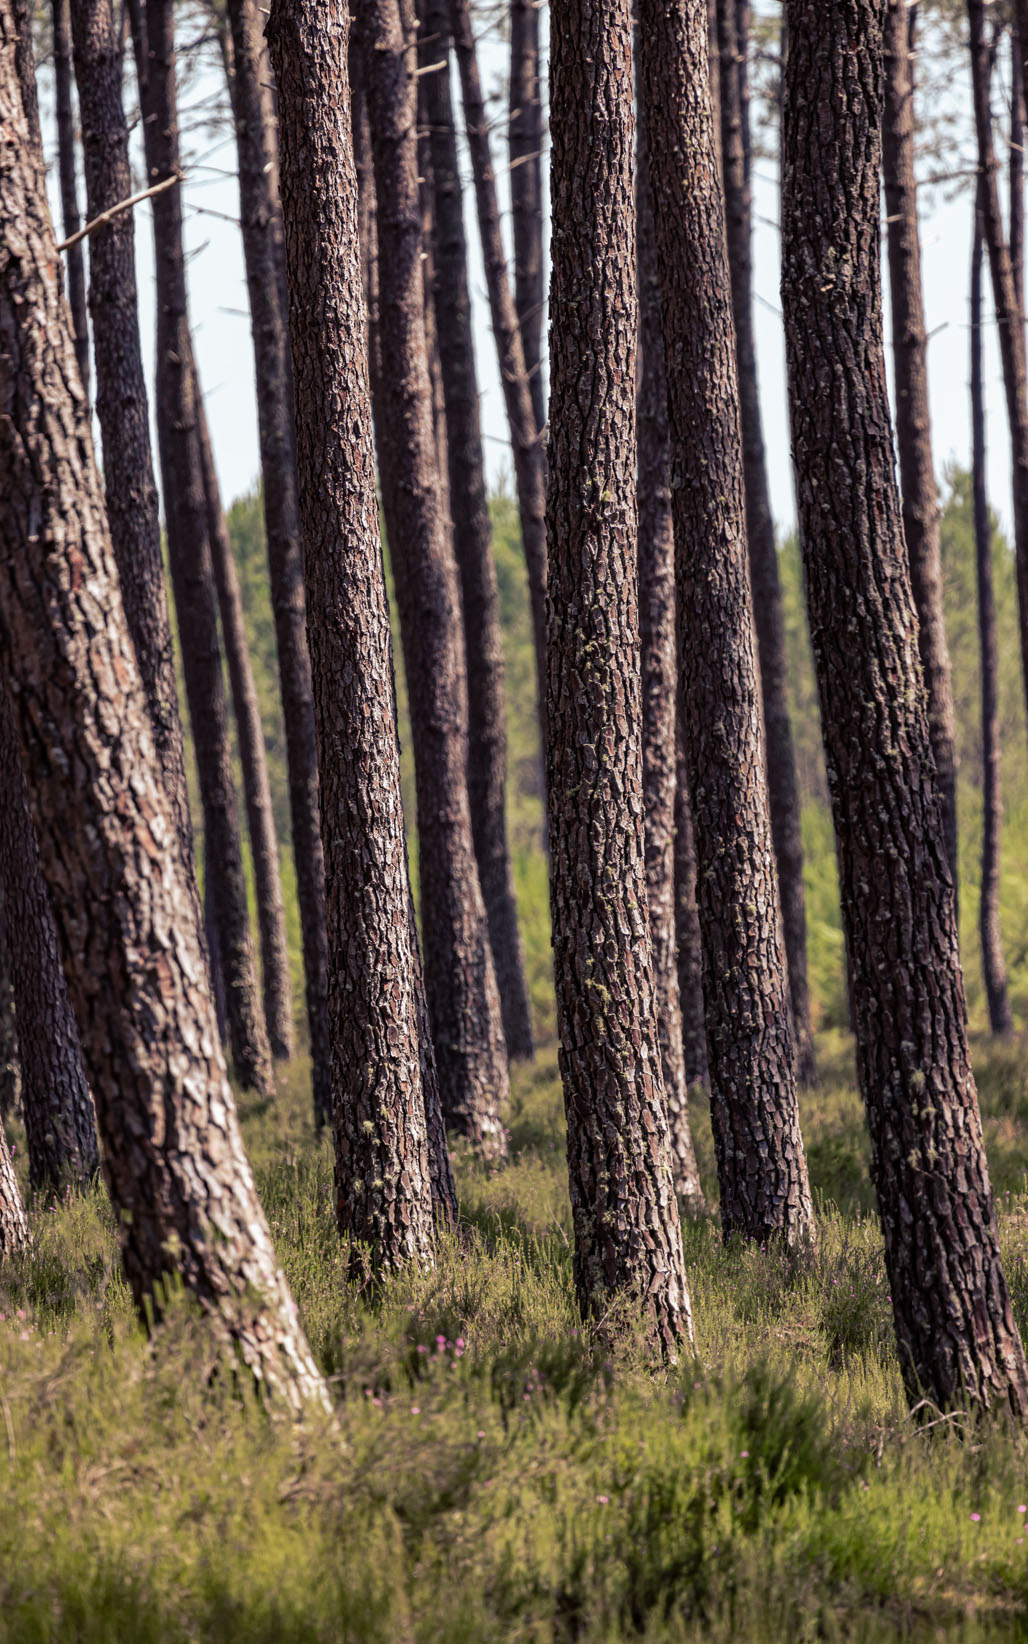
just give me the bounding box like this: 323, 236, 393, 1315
639, 0, 813, 1245
0, 900, 17, 1121
224, 0, 331, 1118
717, 0, 816, 1085
193, 362, 295, 1062
1011, 24, 1024, 321
70, 0, 193, 865
636, 94, 702, 1207
268, 0, 437, 1271
0, 18, 327, 1405
0, 1109, 27, 1258
131, 0, 273, 1096
674, 733, 709, 1092
508, 0, 544, 435
782, 0, 1028, 1418
0, 685, 99, 1193
52, 0, 90, 398
12, 0, 40, 151
547, 0, 690, 1352
357, 0, 510, 1159
971, 189, 1013, 1039
421, 0, 534, 1063
881, 0, 958, 900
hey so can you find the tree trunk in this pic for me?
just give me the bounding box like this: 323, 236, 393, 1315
972, 187, 1013, 1039
70, 0, 194, 867
548, 0, 690, 1353
1011, 23, 1024, 319
0, 686, 99, 1194
717, 0, 816, 1085
881, 0, 958, 902
52, 0, 90, 398
782, 0, 1028, 1418
13, 0, 40, 150
269, 0, 438, 1272
674, 733, 709, 1093
508, 0, 544, 435
420, 0, 534, 1063
356, 0, 510, 1159
223, 0, 332, 1119
639, 0, 813, 1246
0, 12, 327, 1406
0, 900, 17, 1123
130, 0, 273, 1096
193, 360, 295, 1062
0, 1111, 27, 1259
636, 90, 703, 1208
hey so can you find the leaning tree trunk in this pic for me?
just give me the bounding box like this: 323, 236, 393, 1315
971, 187, 1013, 1039
639, 0, 813, 1245
356, 0, 510, 1159
548, 0, 690, 1353
782, 0, 1028, 1418
674, 733, 709, 1093
636, 90, 703, 1207
420, 0, 534, 1063
508, 0, 544, 435
0, 10, 327, 1405
0, 687, 99, 1194
268, 0, 439, 1272
52, 0, 89, 397
716, 0, 816, 1084
130, 0, 273, 1096
881, 0, 959, 900
224, 0, 332, 1119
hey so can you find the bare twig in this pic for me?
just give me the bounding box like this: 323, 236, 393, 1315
56, 172, 181, 252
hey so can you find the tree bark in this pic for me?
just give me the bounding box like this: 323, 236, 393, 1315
0, 685, 99, 1194
356, 0, 510, 1159
52, 0, 90, 398
508, 0, 544, 435
636, 90, 703, 1207
881, 0, 959, 902
0, 899, 17, 1122
717, 0, 816, 1085
420, 0, 534, 1063
0, 10, 327, 1405
130, 0, 273, 1096
0, 1110, 27, 1258
223, 0, 332, 1118
674, 732, 709, 1093
639, 0, 813, 1245
1010, 23, 1024, 320
12, 0, 40, 151
782, 0, 1028, 1418
269, 0, 438, 1271
548, 0, 690, 1352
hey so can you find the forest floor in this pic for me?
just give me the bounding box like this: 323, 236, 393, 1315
3, 1031, 1028, 1642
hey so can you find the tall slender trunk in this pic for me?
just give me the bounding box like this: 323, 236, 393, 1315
0, 1112, 27, 1258
548, 0, 690, 1353
268, 0, 437, 1272
508, 0, 544, 435
782, 0, 1028, 1419
639, 0, 813, 1246
674, 733, 709, 1092
636, 87, 703, 1207
420, 0, 534, 1063
356, 0, 510, 1158
972, 188, 1013, 1039
717, 0, 816, 1084
0, 901, 17, 1122
52, 0, 89, 397
881, 0, 958, 902
1011, 24, 1024, 317
130, 0, 273, 1095
223, 0, 332, 1119
0, 12, 327, 1405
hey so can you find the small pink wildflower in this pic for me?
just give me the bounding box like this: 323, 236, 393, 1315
1018, 1506, 1027, 1515
971, 1513, 982, 1523
411, 1406, 421, 1416
477, 1430, 486, 1438
740, 1451, 749, 1459
596, 1495, 609, 1505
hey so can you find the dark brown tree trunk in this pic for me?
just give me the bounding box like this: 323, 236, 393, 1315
674, 733, 709, 1093
0, 902, 17, 1122
131, 0, 273, 1096
717, 0, 816, 1085
636, 91, 703, 1207
972, 188, 1014, 1039
70, 0, 194, 866
0, 13, 327, 1403
193, 361, 295, 1062
420, 0, 534, 1063
356, 0, 510, 1159
223, 0, 332, 1119
205, 833, 230, 1047
782, 0, 1028, 1418
52, 0, 89, 398
13, 0, 40, 149
548, 0, 690, 1352
640, 0, 813, 1246
0, 687, 99, 1193
881, 0, 959, 905
449, 0, 548, 759
1011, 24, 1024, 318
508, 0, 544, 435
269, 0, 438, 1271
